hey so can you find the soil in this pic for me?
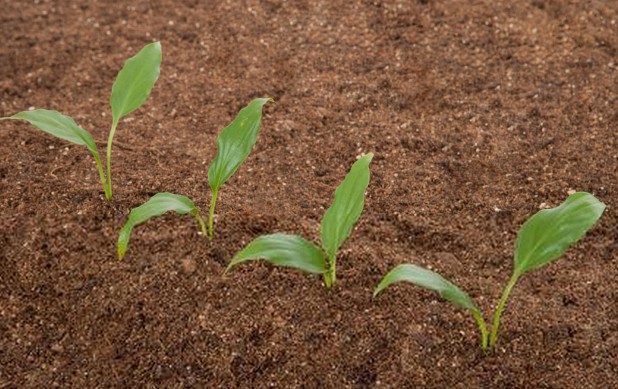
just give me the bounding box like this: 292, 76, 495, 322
1, 0, 617, 387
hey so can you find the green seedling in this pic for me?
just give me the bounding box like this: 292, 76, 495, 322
117, 193, 206, 259
226, 153, 373, 288
374, 192, 605, 350
1, 42, 162, 200
116, 98, 271, 259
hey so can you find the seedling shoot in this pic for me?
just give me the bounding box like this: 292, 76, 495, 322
116, 98, 271, 258
374, 192, 605, 350
226, 153, 373, 288
1, 42, 162, 200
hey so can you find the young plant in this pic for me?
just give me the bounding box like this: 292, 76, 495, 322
116, 98, 271, 258
374, 192, 605, 350
1, 42, 162, 200
226, 153, 373, 288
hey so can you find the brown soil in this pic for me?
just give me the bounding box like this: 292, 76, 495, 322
1, 0, 617, 387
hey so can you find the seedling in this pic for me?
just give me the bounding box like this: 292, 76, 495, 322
226, 153, 373, 288
116, 98, 271, 258
374, 192, 605, 350
1, 42, 162, 200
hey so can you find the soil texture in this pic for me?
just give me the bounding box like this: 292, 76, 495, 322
1, 0, 617, 387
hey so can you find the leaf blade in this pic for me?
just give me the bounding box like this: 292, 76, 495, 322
110, 42, 162, 123
117, 192, 201, 259
3, 109, 99, 157
514, 192, 606, 274
320, 153, 373, 259
207, 98, 272, 192
227, 233, 327, 274
374, 263, 478, 312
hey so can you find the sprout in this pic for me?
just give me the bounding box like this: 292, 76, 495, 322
116, 98, 271, 258
375, 192, 606, 350
226, 153, 373, 288
1, 42, 162, 200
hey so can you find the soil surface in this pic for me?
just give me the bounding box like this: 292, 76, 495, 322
1, 0, 617, 387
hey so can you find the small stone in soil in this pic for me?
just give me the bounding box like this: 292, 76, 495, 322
181, 258, 197, 274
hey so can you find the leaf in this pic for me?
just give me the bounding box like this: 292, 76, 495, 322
514, 192, 605, 275
208, 98, 272, 192
2, 109, 99, 157
226, 233, 327, 274
320, 153, 373, 259
110, 41, 162, 124
117, 192, 204, 259
374, 263, 478, 312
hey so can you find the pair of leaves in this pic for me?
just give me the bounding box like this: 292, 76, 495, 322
116, 98, 271, 258
1, 42, 162, 198
374, 192, 605, 348
226, 153, 374, 278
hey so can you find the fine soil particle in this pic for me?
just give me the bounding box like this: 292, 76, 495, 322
1, 0, 617, 388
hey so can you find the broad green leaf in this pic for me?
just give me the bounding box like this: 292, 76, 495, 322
110, 41, 162, 124
514, 192, 605, 275
320, 153, 373, 259
374, 263, 478, 312
117, 192, 205, 259
226, 233, 327, 274
208, 98, 272, 192
2, 109, 99, 157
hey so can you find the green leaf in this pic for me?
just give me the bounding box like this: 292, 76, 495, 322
320, 153, 373, 259
208, 98, 272, 192
2, 109, 99, 157
514, 192, 606, 275
374, 263, 478, 312
226, 233, 327, 274
110, 41, 162, 124
117, 192, 205, 259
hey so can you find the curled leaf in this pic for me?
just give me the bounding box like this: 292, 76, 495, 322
117, 192, 205, 259
374, 263, 478, 312
227, 233, 327, 274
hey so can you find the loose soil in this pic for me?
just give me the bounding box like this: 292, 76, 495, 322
1, 0, 617, 387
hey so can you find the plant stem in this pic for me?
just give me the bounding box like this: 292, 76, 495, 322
208, 189, 218, 240
92, 152, 110, 200
193, 210, 207, 237
105, 120, 119, 200
471, 309, 489, 351
489, 271, 520, 348
323, 255, 336, 289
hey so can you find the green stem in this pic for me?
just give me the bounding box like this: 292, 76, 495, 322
105, 119, 119, 200
471, 309, 489, 351
490, 272, 520, 348
92, 152, 110, 200
208, 189, 218, 240
192, 210, 207, 237
323, 254, 336, 289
